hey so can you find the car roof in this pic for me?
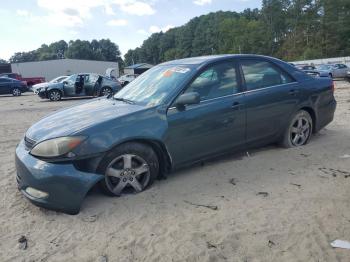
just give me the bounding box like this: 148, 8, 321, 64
160, 54, 285, 66
0, 76, 14, 80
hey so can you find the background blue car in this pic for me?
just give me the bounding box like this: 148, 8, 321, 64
0, 77, 28, 96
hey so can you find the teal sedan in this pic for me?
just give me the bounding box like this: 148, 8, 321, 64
15, 55, 336, 214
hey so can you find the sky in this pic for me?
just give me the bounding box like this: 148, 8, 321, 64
0, 0, 261, 60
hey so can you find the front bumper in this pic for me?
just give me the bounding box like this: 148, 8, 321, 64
15, 140, 103, 214
37, 90, 47, 98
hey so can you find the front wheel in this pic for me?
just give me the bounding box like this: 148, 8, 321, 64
12, 88, 22, 96
281, 110, 313, 148
48, 90, 62, 101
98, 142, 159, 196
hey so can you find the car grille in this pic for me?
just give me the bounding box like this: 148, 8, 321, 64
24, 136, 36, 150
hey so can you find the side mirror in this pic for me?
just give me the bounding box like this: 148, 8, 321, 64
63, 81, 68, 85
176, 92, 200, 110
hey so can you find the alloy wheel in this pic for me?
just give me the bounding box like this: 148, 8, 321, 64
49, 91, 61, 101
101, 88, 112, 96
104, 154, 150, 196
13, 88, 21, 96
290, 116, 311, 146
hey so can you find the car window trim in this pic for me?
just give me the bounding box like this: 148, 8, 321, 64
238, 58, 297, 92
168, 92, 244, 111
167, 59, 242, 110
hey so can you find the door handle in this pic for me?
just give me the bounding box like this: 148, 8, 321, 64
231, 102, 241, 110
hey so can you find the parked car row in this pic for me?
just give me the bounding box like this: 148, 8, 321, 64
296, 63, 349, 78
35, 73, 122, 101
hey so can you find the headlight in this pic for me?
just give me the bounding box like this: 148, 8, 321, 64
30, 136, 87, 158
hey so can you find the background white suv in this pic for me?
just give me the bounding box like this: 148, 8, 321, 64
118, 74, 139, 86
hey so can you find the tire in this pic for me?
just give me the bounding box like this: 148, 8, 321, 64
100, 87, 113, 97
281, 110, 313, 148
12, 88, 22, 96
48, 90, 62, 101
98, 142, 159, 196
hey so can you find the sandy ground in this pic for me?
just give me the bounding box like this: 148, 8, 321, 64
0, 82, 350, 262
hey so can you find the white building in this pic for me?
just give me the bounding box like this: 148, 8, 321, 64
11, 59, 119, 81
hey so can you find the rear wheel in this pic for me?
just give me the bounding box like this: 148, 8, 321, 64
100, 87, 113, 97
48, 90, 62, 101
281, 110, 313, 148
98, 142, 159, 196
12, 88, 21, 96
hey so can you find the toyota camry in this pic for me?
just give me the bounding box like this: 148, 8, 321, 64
15, 55, 336, 214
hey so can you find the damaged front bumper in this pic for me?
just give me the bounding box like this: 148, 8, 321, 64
37, 90, 47, 99
15, 139, 103, 214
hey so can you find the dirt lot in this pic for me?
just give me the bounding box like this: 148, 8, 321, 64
0, 82, 350, 262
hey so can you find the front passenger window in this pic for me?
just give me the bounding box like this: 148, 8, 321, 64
183, 62, 238, 101
241, 60, 294, 91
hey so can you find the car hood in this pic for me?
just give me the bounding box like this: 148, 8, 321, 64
32, 82, 48, 89
26, 98, 146, 142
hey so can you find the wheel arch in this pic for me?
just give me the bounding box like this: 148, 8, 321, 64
100, 138, 172, 178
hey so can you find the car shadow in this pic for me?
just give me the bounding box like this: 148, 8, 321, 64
79, 129, 347, 215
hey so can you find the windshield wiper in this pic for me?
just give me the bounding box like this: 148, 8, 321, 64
113, 97, 135, 104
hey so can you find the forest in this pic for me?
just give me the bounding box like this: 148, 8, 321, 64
3, 0, 349, 66
7, 39, 123, 65
124, 0, 350, 65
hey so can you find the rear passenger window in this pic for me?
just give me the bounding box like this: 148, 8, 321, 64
241, 60, 294, 91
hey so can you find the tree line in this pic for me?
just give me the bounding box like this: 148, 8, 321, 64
1, 0, 349, 66
6, 39, 123, 65
124, 0, 350, 65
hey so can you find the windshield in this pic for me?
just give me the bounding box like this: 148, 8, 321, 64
317, 65, 332, 70
114, 65, 193, 106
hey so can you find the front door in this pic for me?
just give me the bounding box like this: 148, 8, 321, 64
165, 61, 246, 166
239, 59, 300, 144
0, 78, 11, 94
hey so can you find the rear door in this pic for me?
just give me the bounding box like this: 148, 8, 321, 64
165, 61, 246, 166
83, 74, 98, 96
239, 59, 299, 144
338, 64, 348, 77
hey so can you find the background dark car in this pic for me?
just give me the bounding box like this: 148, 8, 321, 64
37, 73, 122, 101
0, 77, 28, 96
15, 55, 336, 214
